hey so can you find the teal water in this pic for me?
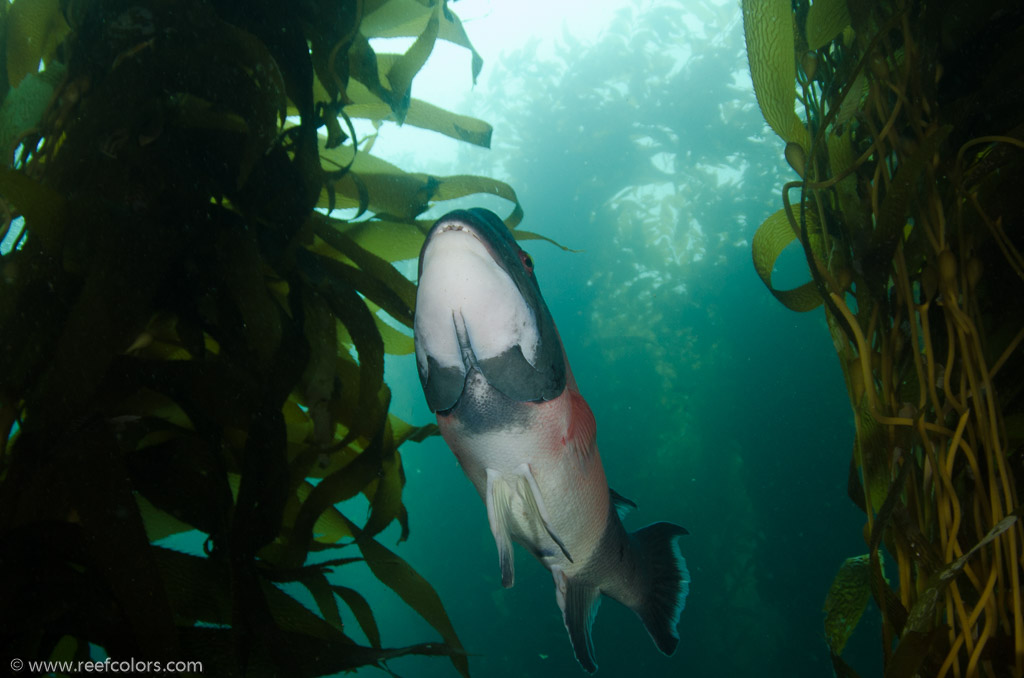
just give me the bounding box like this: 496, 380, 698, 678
349, 3, 884, 676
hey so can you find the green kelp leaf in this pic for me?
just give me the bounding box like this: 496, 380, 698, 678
297, 290, 337, 449
331, 218, 432, 262
56, 423, 178, 657
298, 248, 386, 442
266, 480, 354, 550
333, 585, 382, 648
321, 148, 524, 226
854, 395, 890, 514
902, 512, 1020, 635
313, 216, 417, 325
885, 629, 947, 678
514, 228, 577, 252
262, 479, 354, 566
307, 0, 361, 104
846, 454, 867, 513
233, 406, 291, 557
283, 429, 387, 568
316, 253, 411, 342
321, 149, 433, 218
361, 0, 433, 42
0, 166, 67, 252
47, 635, 86, 668
435, 2, 483, 83
868, 126, 952, 271
214, 225, 283, 368
136, 493, 196, 543
343, 515, 470, 678
361, 0, 482, 83
263, 572, 352, 642
311, 492, 354, 543
302, 431, 361, 480
152, 546, 232, 627
833, 72, 868, 132
327, 352, 386, 451
28, 215, 185, 434
0, 65, 64, 165
824, 553, 882, 655
0, 4, 8, 94
390, 414, 438, 445
361, 420, 405, 539
347, 33, 397, 113
361, 298, 415, 355
6, 0, 68, 88
827, 129, 857, 177
433, 174, 523, 228
345, 82, 492, 147
742, 0, 809, 148
0, 401, 17, 459
751, 206, 823, 312
296, 568, 345, 632
375, 310, 415, 354
168, 92, 250, 135
381, 4, 440, 119
805, 0, 851, 51
830, 649, 866, 678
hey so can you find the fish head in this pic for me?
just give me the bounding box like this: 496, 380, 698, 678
414, 208, 566, 413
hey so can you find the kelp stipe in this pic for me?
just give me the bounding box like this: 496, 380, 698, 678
744, 0, 1024, 675
0, 1, 522, 675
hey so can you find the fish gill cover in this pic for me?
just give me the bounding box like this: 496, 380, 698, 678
744, 0, 1024, 675
0, 0, 527, 675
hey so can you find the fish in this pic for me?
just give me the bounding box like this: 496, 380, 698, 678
413, 207, 690, 673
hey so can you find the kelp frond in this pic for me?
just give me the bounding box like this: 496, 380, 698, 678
0, 1, 513, 675
745, 0, 1024, 675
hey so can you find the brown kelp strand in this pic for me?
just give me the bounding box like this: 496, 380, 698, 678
745, 0, 1024, 676
0, 0, 522, 675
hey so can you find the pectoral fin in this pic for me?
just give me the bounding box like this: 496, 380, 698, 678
485, 465, 574, 588
485, 469, 516, 588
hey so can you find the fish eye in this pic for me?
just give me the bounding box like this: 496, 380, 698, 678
519, 250, 534, 273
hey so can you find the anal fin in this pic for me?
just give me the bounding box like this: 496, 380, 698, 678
552, 566, 601, 674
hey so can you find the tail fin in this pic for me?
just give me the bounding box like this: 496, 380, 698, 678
630, 521, 690, 655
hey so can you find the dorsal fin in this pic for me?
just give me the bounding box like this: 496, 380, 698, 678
609, 488, 637, 520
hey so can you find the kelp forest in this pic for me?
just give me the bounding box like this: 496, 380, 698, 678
746, 0, 1024, 676
1, 0, 1024, 676
0, 0, 518, 674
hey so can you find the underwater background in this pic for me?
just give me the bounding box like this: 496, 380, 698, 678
9, 0, 1019, 675
345, 1, 879, 675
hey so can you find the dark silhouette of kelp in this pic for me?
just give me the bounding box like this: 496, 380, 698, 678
745, 0, 1024, 675
0, 0, 520, 675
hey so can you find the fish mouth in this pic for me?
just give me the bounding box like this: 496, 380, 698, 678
422, 215, 505, 278
430, 219, 490, 254
439, 221, 473, 235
